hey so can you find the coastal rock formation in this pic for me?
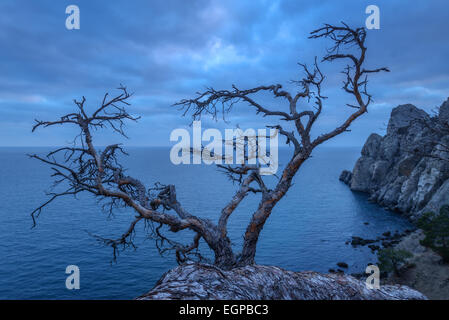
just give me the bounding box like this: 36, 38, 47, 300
339, 170, 352, 185
137, 262, 426, 300
340, 98, 449, 220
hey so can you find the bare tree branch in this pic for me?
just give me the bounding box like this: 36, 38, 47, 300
32, 22, 389, 270
31, 86, 235, 268
176, 22, 389, 266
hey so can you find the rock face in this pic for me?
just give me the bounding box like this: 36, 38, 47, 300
137, 263, 426, 300
339, 170, 353, 185
341, 98, 449, 220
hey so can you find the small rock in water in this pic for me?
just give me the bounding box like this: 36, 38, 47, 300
337, 262, 348, 269
350, 236, 377, 246
382, 241, 392, 248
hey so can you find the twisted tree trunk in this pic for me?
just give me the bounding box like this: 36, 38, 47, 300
237, 153, 307, 266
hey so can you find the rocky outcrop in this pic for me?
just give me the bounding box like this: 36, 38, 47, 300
137, 262, 426, 300
341, 98, 449, 220
339, 170, 352, 185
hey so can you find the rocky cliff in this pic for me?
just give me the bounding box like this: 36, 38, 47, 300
137, 262, 426, 300
340, 98, 449, 220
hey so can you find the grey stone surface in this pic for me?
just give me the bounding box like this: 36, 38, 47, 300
387, 104, 429, 134
137, 262, 426, 300
341, 99, 449, 220
339, 170, 352, 185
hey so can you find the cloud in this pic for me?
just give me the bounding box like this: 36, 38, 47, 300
0, 0, 448, 147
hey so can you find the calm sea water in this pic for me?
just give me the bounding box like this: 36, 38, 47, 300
0, 146, 412, 299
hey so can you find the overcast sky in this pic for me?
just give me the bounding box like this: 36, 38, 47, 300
0, 0, 448, 147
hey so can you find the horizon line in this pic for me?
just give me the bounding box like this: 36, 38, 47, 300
0, 144, 365, 148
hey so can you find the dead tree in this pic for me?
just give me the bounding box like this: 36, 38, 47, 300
31, 23, 389, 270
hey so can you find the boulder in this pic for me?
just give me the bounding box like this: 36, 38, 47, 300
137, 263, 426, 300
339, 170, 352, 185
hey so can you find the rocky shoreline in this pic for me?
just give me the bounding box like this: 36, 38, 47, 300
347, 229, 414, 252
383, 230, 449, 299
326, 229, 415, 275
339, 98, 449, 299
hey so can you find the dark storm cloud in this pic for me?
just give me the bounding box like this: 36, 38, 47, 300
0, 0, 448, 146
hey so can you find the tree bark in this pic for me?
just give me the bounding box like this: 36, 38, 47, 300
237, 154, 308, 266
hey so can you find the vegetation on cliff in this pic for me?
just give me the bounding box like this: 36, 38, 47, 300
417, 205, 449, 262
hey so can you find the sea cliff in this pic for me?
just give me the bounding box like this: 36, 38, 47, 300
340, 98, 449, 299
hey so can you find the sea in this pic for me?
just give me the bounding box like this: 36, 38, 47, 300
0, 146, 412, 299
